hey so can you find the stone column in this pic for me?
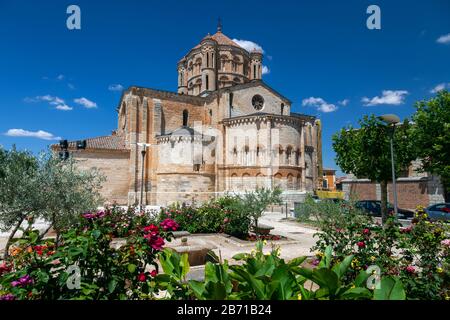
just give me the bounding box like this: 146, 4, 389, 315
300, 125, 306, 191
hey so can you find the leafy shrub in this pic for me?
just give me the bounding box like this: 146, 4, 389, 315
0, 208, 177, 300
158, 195, 251, 239
308, 200, 450, 300
157, 242, 406, 300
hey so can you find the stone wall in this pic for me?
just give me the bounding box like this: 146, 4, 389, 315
156, 173, 215, 206
73, 151, 130, 205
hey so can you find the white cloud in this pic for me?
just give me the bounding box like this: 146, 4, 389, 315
38, 95, 65, 105
262, 65, 270, 75
430, 83, 449, 93
55, 104, 73, 111
24, 95, 73, 111
56, 74, 65, 80
108, 84, 124, 91
302, 97, 338, 113
436, 33, 450, 44
74, 97, 97, 109
361, 90, 409, 106
68, 83, 75, 90
232, 39, 264, 54
338, 99, 349, 106
5, 129, 61, 141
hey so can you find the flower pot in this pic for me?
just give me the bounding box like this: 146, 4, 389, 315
253, 224, 274, 235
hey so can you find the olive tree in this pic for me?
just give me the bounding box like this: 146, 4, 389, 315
0, 147, 41, 258
332, 115, 416, 223
0, 147, 105, 258
240, 187, 283, 229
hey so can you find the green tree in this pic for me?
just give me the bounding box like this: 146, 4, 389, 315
0, 147, 40, 258
0, 147, 104, 258
410, 90, 450, 201
35, 153, 105, 243
240, 187, 283, 229
332, 115, 416, 223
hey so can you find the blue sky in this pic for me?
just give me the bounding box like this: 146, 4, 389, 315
1, 0, 449, 176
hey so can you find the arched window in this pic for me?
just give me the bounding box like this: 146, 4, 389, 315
286, 146, 293, 165
206, 54, 209, 67
287, 174, 294, 190
281, 103, 284, 115
206, 75, 209, 90
253, 65, 256, 79
183, 109, 189, 127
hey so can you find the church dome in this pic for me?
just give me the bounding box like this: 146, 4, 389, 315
177, 21, 264, 96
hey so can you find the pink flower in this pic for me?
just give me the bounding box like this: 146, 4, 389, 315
82, 212, 96, 219
0, 294, 15, 301
441, 239, 450, 247
11, 275, 33, 287
223, 218, 230, 224
405, 266, 415, 274
150, 236, 165, 250
160, 218, 179, 231
400, 226, 413, 233
357, 241, 366, 248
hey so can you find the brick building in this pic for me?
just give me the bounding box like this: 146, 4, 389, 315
341, 160, 445, 210
54, 24, 323, 206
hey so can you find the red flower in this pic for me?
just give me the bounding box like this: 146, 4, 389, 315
150, 270, 158, 277
357, 241, 366, 248
137, 273, 146, 282
150, 236, 165, 250
0, 262, 11, 276
143, 224, 159, 234
363, 228, 370, 235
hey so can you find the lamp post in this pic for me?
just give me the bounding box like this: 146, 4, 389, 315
379, 114, 400, 217
137, 143, 152, 211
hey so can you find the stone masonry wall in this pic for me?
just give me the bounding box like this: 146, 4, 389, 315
73, 151, 130, 205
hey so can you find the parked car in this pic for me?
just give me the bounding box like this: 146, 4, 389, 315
323, 198, 347, 204
355, 200, 414, 219
425, 203, 450, 221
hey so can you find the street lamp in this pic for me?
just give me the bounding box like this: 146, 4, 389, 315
379, 114, 400, 217
137, 143, 152, 211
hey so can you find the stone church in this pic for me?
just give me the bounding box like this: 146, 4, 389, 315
58, 25, 323, 206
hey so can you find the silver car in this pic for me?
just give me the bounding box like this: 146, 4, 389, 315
425, 203, 450, 221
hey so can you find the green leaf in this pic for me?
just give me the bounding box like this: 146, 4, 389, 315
318, 246, 332, 269
92, 229, 101, 239
108, 279, 118, 293
332, 254, 353, 280
127, 263, 136, 273
354, 270, 370, 287
340, 287, 372, 300
311, 268, 339, 296
188, 280, 206, 299
180, 253, 190, 279
373, 277, 406, 300
232, 253, 247, 260
287, 256, 307, 268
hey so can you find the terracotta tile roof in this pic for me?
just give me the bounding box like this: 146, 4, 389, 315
55, 135, 128, 151
193, 31, 242, 50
